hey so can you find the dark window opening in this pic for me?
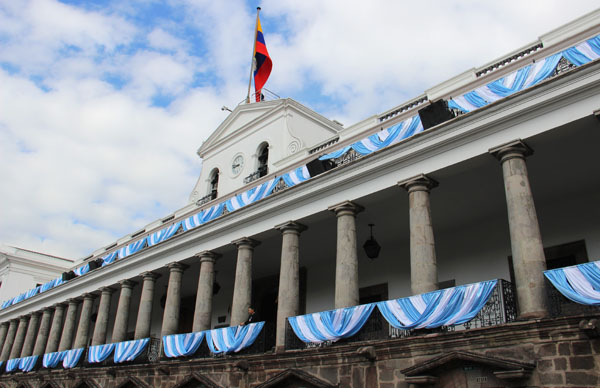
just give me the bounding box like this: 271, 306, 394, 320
258, 143, 269, 177
508, 239, 588, 284
359, 283, 388, 304
209, 169, 219, 199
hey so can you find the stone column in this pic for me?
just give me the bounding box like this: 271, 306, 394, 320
0, 322, 8, 356
231, 238, 260, 327
275, 221, 307, 350
33, 308, 53, 356
134, 272, 160, 339
112, 280, 136, 343
329, 201, 364, 309
73, 293, 95, 349
45, 303, 65, 354
398, 174, 439, 295
161, 262, 187, 337
0, 319, 18, 361
490, 140, 548, 319
192, 251, 220, 332
20, 312, 40, 357
9, 316, 29, 359
58, 299, 79, 351
91, 287, 113, 346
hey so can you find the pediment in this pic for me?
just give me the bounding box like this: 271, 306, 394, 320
254, 369, 336, 388
401, 351, 535, 385
198, 98, 341, 158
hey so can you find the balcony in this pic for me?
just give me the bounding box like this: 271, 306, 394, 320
243, 166, 268, 184
285, 279, 517, 350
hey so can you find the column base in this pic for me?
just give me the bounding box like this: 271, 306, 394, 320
517, 310, 548, 320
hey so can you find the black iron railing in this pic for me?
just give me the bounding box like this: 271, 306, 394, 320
196, 191, 217, 206
243, 166, 268, 184
546, 278, 599, 318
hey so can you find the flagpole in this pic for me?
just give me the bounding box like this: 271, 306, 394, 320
246, 7, 261, 104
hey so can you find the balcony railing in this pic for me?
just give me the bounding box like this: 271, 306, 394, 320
195, 190, 217, 206
285, 279, 517, 351
243, 166, 268, 184
546, 277, 599, 318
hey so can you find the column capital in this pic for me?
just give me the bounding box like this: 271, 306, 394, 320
52, 303, 66, 310
328, 200, 364, 217
0, 322, 8, 328
195, 251, 221, 264
489, 139, 533, 163
98, 286, 115, 296
119, 279, 137, 289
18, 315, 28, 322
29, 311, 42, 318
166, 261, 189, 273
275, 220, 307, 234
82, 293, 96, 301
232, 237, 261, 249
398, 174, 438, 193
140, 271, 161, 280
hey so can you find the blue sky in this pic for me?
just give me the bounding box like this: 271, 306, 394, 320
0, 0, 598, 259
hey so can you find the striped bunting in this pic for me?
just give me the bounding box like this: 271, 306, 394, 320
162, 332, 205, 358
73, 263, 90, 277
281, 166, 310, 187
147, 221, 182, 247
88, 343, 115, 363
376, 280, 498, 329
42, 351, 66, 368
5, 358, 20, 372
118, 237, 147, 259
114, 338, 149, 363
19, 355, 38, 372
545, 261, 600, 305
449, 34, 600, 113
62, 348, 84, 369
319, 115, 423, 160
182, 202, 225, 232
225, 178, 281, 212
288, 304, 375, 344
205, 322, 264, 354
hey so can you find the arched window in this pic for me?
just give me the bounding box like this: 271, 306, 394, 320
257, 142, 269, 178
209, 168, 219, 200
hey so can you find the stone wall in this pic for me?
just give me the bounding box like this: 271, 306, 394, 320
2, 313, 599, 388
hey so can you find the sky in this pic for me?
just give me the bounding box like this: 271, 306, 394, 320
0, 0, 598, 260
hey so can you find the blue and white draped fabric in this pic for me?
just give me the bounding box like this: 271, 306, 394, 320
19, 355, 38, 372
101, 251, 118, 267
73, 263, 90, 277
114, 338, 149, 363
376, 280, 497, 330
118, 237, 147, 259
206, 322, 264, 354
40, 277, 63, 293
162, 332, 205, 358
62, 348, 84, 369
88, 343, 115, 363
13, 292, 26, 304
6, 358, 20, 372
225, 177, 281, 212
319, 115, 423, 161
182, 202, 225, 232
147, 222, 181, 247
449, 34, 600, 114
282, 166, 311, 187
288, 304, 375, 344
25, 286, 41, 299
562, 35, 600, 66
0, 300, 10, 309
42, 351, 66, 368
544, 261, 600, 305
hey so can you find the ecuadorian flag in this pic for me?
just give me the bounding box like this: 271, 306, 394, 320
253, 14, 272, 101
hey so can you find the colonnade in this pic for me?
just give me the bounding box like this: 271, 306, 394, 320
0, 139, 548, 360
